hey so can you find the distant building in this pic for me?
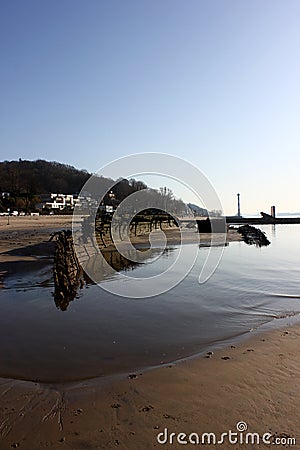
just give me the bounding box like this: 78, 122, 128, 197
44, 193, 76, 210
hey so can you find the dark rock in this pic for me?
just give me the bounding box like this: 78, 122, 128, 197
238, 225, 270, 247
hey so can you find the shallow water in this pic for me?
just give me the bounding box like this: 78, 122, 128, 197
0, 225, 299, 383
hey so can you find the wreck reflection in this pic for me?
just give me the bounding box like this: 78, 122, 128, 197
53, 233, 173, 311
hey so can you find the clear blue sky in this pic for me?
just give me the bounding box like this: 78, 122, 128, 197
1, 0, 299, 214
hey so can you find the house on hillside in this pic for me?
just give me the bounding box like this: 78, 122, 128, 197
44, 193, 77, 211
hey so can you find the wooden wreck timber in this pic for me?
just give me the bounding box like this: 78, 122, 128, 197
49, 212, 178, 309
195, 217, 270, 246
196, 218, 227, 233
94, 210, 178, 247
50, 229, 86, 311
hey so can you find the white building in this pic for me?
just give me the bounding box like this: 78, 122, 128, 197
45, 193, 75, 210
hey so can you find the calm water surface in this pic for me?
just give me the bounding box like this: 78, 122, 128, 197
0, 225, 299, 383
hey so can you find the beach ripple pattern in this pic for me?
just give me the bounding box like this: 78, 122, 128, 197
72, 153, 226, 298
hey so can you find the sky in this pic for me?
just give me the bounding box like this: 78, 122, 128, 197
0, 0, 299, 214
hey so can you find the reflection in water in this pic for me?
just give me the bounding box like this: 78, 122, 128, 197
53, 231, 174, 311
0, 224, 299, 383
199, 242, 229, 248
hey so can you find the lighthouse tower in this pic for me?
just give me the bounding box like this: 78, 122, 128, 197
237, 193, 241, 217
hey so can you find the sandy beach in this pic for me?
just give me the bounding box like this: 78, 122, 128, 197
0, 215, 74, 255
1, 216, 298, 449
0, 216, 75, 290
0, 323, 299, 449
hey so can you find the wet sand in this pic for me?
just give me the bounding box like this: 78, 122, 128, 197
3, 216, 294, 449
0, 216, 74, 289
0, 324, 299, 449
0, 215, 74, 255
